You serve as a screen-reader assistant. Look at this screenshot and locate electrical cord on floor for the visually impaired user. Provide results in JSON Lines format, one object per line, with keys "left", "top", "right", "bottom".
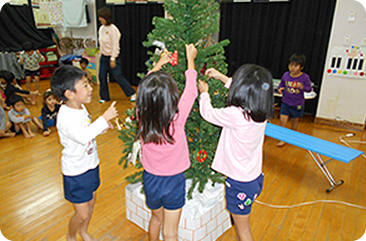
{"left": 339, "top": 133, "right": 366, "bottom": 159}
{"left": 255, "top": 199, "right": 366, "bottom": 210}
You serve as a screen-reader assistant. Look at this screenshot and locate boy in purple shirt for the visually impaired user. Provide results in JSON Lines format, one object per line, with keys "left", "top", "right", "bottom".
{"left": 277, "top": 53, "right": 312, "bottom": 147}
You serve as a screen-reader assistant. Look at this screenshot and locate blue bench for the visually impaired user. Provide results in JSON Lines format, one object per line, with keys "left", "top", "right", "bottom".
{"left": 265, "top": 123, "right": 364, "bottom": 192}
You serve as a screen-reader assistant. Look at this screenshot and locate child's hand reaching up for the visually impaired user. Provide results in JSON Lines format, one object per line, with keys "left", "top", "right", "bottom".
{"left": 186, "top": 44, "right": 197, "bottom": 70}
{"left": 205, "top": 68, "right": 229, "bottom": 84}
{"left": 160, "top": 51, "right": 172, "bottom": 65}
{"left": 102, "top": 101, "right": 118, "bottom": 123}
{"left": 198, "top": 80, "right": 209, "bottom": 93}
{"left": 151, "top": 51, "right": 172, "bottom": 72}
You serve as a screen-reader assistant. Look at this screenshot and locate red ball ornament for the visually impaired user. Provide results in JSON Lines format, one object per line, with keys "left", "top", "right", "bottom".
{"left": 196, "top": 149, "right": 207, "bottom": 163}
{"left": 169, "top": 50, "right": 178, "bottom": 66}
{"left": 130, "top": 115, "right": 136, "bottom": 121}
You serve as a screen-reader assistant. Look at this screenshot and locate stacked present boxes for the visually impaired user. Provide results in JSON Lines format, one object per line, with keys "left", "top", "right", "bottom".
{"left": 82, "top": 48, "right": 100, "bottom": 84}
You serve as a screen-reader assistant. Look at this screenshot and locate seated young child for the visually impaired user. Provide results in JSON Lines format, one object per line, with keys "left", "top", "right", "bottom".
{"left": 1, "top": 70, "right": 40, "bottom": 106}
{"left": 79, "top": 58, "right": 93, "bottom": 84}
{"left": 7, "top": 95, "right": 42, "bottom": 138}
{"left": 0, "top": 104, "right": 15, "bottom": 138}
{"left": 39, "top": 90, "right": 61, "bottom": 136}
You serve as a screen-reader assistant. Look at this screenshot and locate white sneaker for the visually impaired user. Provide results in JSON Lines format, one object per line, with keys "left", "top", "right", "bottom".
{"left": 130, "top": 93, "right": 137, "bottom": 102}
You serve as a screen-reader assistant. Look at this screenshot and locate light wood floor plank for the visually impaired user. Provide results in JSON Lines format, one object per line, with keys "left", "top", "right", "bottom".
{"left": 1, "top": 80, "right": 365, "bottom": 240}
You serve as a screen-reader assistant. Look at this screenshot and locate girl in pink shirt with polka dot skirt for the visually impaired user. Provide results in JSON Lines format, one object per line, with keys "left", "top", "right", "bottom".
{"left": 199, "top": 64, "right": 274, "bottom": 241}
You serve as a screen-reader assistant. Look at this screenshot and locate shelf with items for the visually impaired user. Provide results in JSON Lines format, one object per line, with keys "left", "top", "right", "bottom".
{"left": 38, "top": 45, "right": 59, "bottom": 79}
{"left": 82, "top": 49, "right": 100, "bottom": 84}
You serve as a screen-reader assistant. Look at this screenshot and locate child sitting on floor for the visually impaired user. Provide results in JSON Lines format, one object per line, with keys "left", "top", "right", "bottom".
{"left": 0, "top": 95, "right": 15, "bottom": 138}
{"left": 39, "top": 90, "right": 61, "bottom": 137}
{"left": 79, "top": 57, "right": 93, "bottom": 84}
{"left": 1, "top": 70, "right": 40, "bottom": 106}
{"left": 7, "top": 95, "right": 42, "bottom": 138}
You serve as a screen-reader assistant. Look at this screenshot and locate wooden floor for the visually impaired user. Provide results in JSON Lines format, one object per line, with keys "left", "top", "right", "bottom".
{"left": 1, "top": 80, "right": 365, "bottom": 241}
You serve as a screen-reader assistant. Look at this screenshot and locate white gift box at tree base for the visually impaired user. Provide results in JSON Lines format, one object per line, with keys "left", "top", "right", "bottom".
{"left": 125, "top": 179, "right": 232, "bottom": 241}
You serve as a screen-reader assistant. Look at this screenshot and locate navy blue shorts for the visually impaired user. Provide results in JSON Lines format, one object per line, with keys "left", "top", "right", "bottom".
{"left": 280, "top": 102, "right": 304, "bottom": 118}
{"left": 24, "top": 69, "right": 40, "bottom": 77}
{"left": 143, "top": 171, "right": 186, "bottom": 210}
{"left": 63, "top": 166, "right": 100, "bottom": 204}
{"left": 225, "top": 174, "right": 264, "bottom": 215}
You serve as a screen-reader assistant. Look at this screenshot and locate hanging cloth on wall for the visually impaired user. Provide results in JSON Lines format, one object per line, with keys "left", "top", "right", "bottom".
{"left": 0, "top": 52, "right": 25, "bottom": 80}
{"left": 62, "top": 0, "right": 87, "bottom": 28}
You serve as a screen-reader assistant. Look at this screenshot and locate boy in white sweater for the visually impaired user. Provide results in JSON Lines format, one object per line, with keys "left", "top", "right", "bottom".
{"left": 51, "top": 65, "right": 118, "bottom": 241}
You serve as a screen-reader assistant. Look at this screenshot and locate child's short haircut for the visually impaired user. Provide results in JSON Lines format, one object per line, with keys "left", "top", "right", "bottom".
{"left": 8, "top": 94, "right": 24, "bottom": 107}
{"left": 289, "top": 53, "right": 306, "bottom": 68}
{"left": 0, "top": 70, "right": 15, "bottom": 84}
{"left": 80, "top": 58, "right": 89, "bottom": 65}
{"left": 22, "top": 41, "right": 33, "bottom": 52}
{"left": 51, "top": 65, "right": 87, "bottom": 102}
{"left": 227, "top": 64, "right": 274, "bottom": 123}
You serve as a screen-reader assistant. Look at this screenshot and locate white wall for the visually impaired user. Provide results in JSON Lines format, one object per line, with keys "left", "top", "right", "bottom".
{"left": 316, "top": 0, "right": 366, "bottom": 125}
{"left": 53, "top": 0, "right": 98, "bottom": 49}
{"left": 71, "top": 0, "right": 97, "bottom": 41}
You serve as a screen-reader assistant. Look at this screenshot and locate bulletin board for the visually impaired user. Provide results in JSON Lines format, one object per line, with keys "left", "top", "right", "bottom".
{"left": 31, "top": 0, "right": 64, "bottom": 28}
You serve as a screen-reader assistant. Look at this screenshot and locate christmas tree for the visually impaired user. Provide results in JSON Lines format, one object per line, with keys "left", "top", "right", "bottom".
{"left": 119, "top": 0, "right": 230, "bottom": 199}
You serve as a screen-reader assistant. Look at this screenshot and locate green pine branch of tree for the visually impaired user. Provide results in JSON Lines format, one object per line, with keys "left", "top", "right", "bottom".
{"left": 119, "top": 0, "right": 230, "bottom": 199}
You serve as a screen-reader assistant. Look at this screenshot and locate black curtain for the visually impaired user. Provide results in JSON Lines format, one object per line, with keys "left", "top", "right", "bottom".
{"left": 96, "top": 2, "right": 164, "bottom": 85}
{"left": 219, "top": 1, "right": 336, "bottom": 115}
{"left": 0, "top": 3, "right": 54, "bottom": 52}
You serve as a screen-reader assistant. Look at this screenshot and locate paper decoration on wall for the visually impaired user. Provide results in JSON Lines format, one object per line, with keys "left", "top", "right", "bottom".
{"left": 107, "top": 0, "right": 153, "bottom": 3}
{"left": 48, "top": 1, "right": 63, "bottom": 27}
{"left": 32, "top": 0, "right": 63, "bottom": 28}
{"left": 106, "top": 0, "right": 126, "bottom": 4}
{"left": 126, "top": 0, "right": 147, "bottom": 3}
{"left": 327, "top": 45, "right": 365, "bottom": 78}
{"left": 33, "top": 8, "right": 51, "bottom": 28}
{"left": 8, "top": 0, "right": 29, "bottom": 5}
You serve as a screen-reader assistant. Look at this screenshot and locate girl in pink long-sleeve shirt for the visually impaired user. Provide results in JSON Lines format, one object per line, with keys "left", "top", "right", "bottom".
{"left": 198, "top": 65, "right": 274, "bottom": 241}
{"left": 136, "top": 44, "right": 197, "bottom": 241}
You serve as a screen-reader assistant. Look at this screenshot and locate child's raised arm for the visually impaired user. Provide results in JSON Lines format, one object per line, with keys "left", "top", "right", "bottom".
{"left": 205, "top": 68, "right": 229, "bottom": 84}
{"left": 186, "top": 44, "right": 197, "bottom": 70}
{"left": 151, "top": 51, "right": 172, "bottom": 73}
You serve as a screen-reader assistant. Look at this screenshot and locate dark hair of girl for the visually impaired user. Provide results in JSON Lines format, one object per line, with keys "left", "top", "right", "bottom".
{"left": 43, "top": 90, "right": 57, "bottom": 105}
{"left": 97, "top": 7, "right": 113, "bottom": 25}
{"left": 136, "top": 71, "right": 179, "bottom": 144}
{"left": 227, "top": 64, "right": 274, "bottom": 123}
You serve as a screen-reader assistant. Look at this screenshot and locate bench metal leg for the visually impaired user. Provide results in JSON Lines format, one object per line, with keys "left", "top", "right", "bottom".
{"left": 308, "top": 151, "right": 344, "bottom": 193}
